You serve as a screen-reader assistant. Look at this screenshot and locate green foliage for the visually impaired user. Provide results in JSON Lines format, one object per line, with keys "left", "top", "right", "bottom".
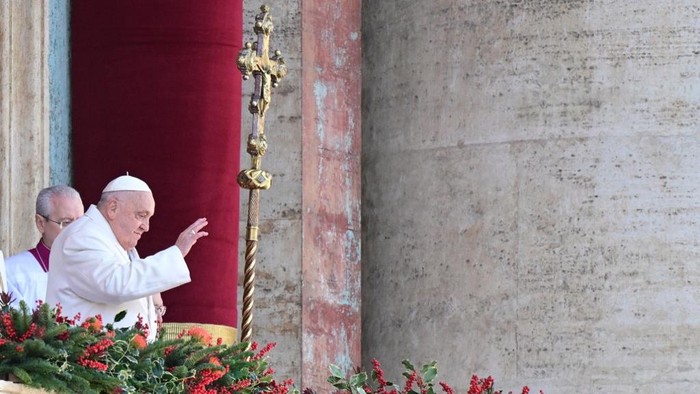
{"left": 328, "top": 363, "right": 368, "bottom": 394}
{"left": 0, "top": 299, "right": 297, "bottom": 393}
{"left": 329, "top": 358, "right": 441, "bottom": 394}
{"left": 327, "top": 358, "right": 538, "bottom": 394}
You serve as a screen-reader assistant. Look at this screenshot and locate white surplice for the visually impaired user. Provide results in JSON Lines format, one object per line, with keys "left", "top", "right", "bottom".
{"left": 5, "top": 250, "right": 47, "bottom": 308}
{"left": 46, "top": 205, "right": 191, "bottom": 341}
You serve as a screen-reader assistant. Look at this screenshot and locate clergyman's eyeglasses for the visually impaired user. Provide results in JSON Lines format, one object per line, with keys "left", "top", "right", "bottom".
{"left": 40, "top": 215, "right": 75, "bottom": 229}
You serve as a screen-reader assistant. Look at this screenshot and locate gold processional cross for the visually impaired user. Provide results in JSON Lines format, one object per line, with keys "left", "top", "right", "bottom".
{"left": 236, "top": 4, "right": 287, "bottom": 346}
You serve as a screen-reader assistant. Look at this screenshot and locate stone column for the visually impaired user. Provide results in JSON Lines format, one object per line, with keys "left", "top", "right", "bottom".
{"left": 300, "top": 0, "right": 362, "bottom": 390}
{"left": 0, "top": 1, "right": 49, "bottom": 256}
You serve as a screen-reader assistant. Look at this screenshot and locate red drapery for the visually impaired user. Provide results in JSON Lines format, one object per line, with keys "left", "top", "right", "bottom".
{"left": 71, "top": 1, "right": 242, "bottom": 327}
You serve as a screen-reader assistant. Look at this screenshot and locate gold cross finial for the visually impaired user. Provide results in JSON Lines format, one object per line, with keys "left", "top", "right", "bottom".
{"left": 237, "top": 5, "right": 287, "bottom": 142}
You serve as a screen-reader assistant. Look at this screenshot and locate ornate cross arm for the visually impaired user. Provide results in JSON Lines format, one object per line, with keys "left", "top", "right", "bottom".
{"left": 237, "top": 5, "right": 287, "bottom": 142}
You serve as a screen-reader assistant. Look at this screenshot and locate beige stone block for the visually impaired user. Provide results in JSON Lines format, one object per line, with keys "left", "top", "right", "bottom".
{"left": 0, "top": 1, "right": 49, "bottom": 255}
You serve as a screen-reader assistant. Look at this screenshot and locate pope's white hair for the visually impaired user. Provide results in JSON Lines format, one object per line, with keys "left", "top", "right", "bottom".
{"left": 97, "top": 190, "right": 148, "bottom": 208}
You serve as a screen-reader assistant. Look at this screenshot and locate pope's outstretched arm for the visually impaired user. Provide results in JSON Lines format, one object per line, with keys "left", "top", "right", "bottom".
{"left": 58, "top": 230, "right": 191, "bottom": 304}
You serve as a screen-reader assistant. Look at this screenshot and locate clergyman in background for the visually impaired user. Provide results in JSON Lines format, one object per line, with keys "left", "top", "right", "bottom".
{"left": 5, "top": 185, "right": 84, "bottom": 307}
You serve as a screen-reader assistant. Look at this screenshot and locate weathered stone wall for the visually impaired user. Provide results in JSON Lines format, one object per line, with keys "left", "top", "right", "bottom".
{"left": 362, "top": 1, "right": 700, "bottom": 393}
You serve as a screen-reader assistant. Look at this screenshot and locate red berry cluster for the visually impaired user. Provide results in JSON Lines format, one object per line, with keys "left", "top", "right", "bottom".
{"left": 77, "top": 338, "right": 114, "bottom": 372}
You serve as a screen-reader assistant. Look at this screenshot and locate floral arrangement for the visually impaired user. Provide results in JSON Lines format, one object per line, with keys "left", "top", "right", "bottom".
{"left": 0, "top": 293, "right": 296, "bottom": 394}
{"left": 325, "top": 358, "right": 542, "bottom": 394}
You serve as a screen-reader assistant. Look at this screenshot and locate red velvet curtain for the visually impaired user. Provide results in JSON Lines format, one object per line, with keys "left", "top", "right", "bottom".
{"left": 71, "top": 1, "right": 242, "bottom": 327}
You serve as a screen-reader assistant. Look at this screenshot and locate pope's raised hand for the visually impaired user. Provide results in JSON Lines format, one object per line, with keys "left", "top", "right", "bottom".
{"left": 176, "top": 218, "right": 209, "bottom": 257}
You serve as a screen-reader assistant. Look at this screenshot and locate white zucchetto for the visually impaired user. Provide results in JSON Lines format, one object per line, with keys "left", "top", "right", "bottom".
{"left": 102, "top": 174, "right": 152, "bottom": 193}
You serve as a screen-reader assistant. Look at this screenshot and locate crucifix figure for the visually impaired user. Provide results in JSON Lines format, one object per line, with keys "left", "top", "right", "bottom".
{"left": 237, "top": 4, "right": 287, "bottom": 346}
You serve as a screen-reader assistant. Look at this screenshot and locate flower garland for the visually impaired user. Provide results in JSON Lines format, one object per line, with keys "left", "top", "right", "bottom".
{"left": 0, "top": 295, "right": 296, "bottom": 394}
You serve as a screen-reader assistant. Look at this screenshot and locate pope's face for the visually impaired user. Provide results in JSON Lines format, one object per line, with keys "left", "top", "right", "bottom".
{"left": 110, "top": 192, "right": 155, "bottom": 250}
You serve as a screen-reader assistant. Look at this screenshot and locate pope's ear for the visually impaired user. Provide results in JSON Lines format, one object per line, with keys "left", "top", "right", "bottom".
{"left": 105, "top": 199, "right": 119, "bottom": 219}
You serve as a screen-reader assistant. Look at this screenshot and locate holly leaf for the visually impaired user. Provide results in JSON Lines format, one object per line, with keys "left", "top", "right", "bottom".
{"left": 114, "top": 310, "right": 127, "bottom": 323}
{"left": 329, "top": 364, "right": 345, "bottom": 379}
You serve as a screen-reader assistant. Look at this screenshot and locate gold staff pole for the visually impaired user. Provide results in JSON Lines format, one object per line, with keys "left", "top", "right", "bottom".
{"left": 236, "top": 5, "right": 287, "bottom": 346}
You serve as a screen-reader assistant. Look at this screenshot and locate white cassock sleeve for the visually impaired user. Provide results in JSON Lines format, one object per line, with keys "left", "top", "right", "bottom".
{"left": 58, "top": 229, "right": 190, "bottom": 304}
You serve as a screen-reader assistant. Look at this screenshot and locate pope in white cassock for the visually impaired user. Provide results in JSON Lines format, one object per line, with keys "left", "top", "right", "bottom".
{"left": 46, "top": 175, "right": 209, "bottom": 341}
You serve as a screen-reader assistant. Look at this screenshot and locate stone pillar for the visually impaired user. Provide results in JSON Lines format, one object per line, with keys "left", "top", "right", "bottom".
{"left": 0, "top": 1, "right": 49, "bottom": 256}
{"left": 300, "top": 0, "right": 362, "bottom": 390}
